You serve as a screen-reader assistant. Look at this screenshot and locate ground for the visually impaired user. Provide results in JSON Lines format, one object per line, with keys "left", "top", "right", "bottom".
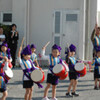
{"left": 0, "top": 68, "right": 100, "bottom": 100}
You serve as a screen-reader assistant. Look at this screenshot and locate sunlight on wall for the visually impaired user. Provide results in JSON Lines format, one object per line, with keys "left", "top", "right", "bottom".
{"left": 97, "top": 0, "right": 100, "bottom": 11}
{"left": 97, "top": 0, "right": 100, "bottom": 26}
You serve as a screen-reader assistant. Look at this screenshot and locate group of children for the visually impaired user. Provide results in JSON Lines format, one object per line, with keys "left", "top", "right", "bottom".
{"left": 0, "top": 40, "right": 81, "bottom": 100}
{"left": 0, "top": 24, "right": 100, "bottom": 100}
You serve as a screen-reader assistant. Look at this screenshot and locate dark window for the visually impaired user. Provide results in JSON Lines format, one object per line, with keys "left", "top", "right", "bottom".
{"left": 66, "top": 14, "right": 77, "bottom": 21}
{"left": 3, "top": 13, "right": 12, "bottom": 22}
{"left": 55, "top": 11, "right": 60, "bottom": 33}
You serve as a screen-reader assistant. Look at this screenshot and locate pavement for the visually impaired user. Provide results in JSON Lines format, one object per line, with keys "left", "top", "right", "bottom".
{"left": 0, "top": 68, "right": 100, "bottom": 100}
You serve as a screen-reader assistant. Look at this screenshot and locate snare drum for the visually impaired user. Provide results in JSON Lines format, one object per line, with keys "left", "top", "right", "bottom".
{"left": 59, "top": 72, "right": 68, "bottom": 80}
{"left": 31, "top": 69, "right": 45, "bottom": 83}
{"left": 75, "top": 63, "right": 87, "bottom": 77}
{"left": 53, "top": 64, "right": 66, "bottom": 77}
{"left": 2, "top": 62, "right": 13, "bottom": 69}
{"left": 4, "top": 67, "right": 13, "bottom": 80}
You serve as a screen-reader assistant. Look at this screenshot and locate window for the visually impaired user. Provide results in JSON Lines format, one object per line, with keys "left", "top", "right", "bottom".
{"left": 0, "top": 12, "right": 12, "bottom": 24}
{"left": 3, "top": 13, "right": 12, "bottom": 22}
{"left": 54, "top": 36, "right": 60, "bottom": 46}
{"left": 66, "top": 14, "right": 77, "bottom": 21}
{"left": 55, "top": 11, "right": 60, "bottom": 33}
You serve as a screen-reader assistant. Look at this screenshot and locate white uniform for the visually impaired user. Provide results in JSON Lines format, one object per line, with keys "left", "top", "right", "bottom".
{"left": 18, "top": 57, "right": 37, "bottom": 81}
{"left": 41, "top": 49, "right": 69, "bottom": 74}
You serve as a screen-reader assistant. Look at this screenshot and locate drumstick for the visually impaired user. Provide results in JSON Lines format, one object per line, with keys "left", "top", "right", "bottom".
{"left": 43, "top": 41, "right": 50, "bottom": 48}
{"left": 18, "top": 37, "right": 25, "bottom": 57}
{"left": 20, "top": 37, "right": 25, "bottom": 48}
{"left": 66, "top": 43, "right": 70, "bottom": 54}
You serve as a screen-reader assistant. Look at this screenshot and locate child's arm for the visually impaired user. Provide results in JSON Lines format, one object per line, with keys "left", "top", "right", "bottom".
{"left": 18, "top": 37, "right": 24, "bottom": 57}
{"left": 35, "top": 59, "right": 39, "bottom": 67}
{"left": 18, "top": 47, "right": 22, "bottom": 58}
{"left": 65, "top": 55, "right": 71, "bottom": 64}
{"left": 41, "top": 49, "right": 49, "bottom": 60}
{"left": 95, "top": 23, "right": 98, "bottom": 35}
{"left": 41, "top": 41, "right": 50, "bottom": 60}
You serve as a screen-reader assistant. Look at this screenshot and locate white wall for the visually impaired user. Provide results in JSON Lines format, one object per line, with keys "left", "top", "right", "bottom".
{"left": 97, "top": 0, "right": 100, "bottom": 26}
{"left": 29, "top": 0, "right": 84, "bottom": 57}
{"left": 0, "top": 0, "right": 12, "bottom": 23}
{"left": 12, "top": 0, "right": 27, "bottom": 51}
{"left": 0, "top": 0, "right": 12, "bottom": 12}
{"left": 87, "top": 0, "right": 97, "bottom": 60}
{"left": 11, "top": 0, "right": 97, "bottom": 60}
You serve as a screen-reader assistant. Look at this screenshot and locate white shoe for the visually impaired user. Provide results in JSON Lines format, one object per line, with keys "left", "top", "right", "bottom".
{"left": 42, "top": 97, "right": 50, "bottom": 100}
{"left": 50, "top": 97, "right": 58, "bottom": 100}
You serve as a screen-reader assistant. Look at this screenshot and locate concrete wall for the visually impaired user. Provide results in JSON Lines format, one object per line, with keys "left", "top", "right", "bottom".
{"left": 11, "top": 0, "right": 97, "bottom": 60}
{"left": 0, "top": 0, "right": 12, "bottom": 23}
{"left": 29, "top": 0, "right": 85, "bottom": 58}
{"left": 85, "top": 0, "right": 97, "bottom": 60}
{"left": 0, "top": 0, "right": 12, "bottom": 12}
{"left": 12, "top": 0, "right": 28, "bottom": 53}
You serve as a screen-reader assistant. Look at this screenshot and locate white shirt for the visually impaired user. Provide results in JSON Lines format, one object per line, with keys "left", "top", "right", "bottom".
{"left": 0, "top": 34, "right": 5, "bottom": 45}
{"left": 31, "top": 53, "right": 37, "bottom": 62}
{"left": 41, "top": 49, "right": 69, "bottom": 73}
{"left": 18, "top": 57, "right": 37, "bottom": 81}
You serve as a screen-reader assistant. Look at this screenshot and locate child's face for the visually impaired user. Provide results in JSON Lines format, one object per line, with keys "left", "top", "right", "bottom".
{"left": 70, "top": 51, "right": 75, "bottom": 57}
{"left": 52, "top": 49, "right": 60, "bottom": 57}
{"left": 23, "top": 55, "right": 31, "bottom": 60}
{"left": 31, "top": 48, "right": 36, "bottom": 53}
{"left": 1, "top": 46, "right": 7, "bottom": 52}
{"left": 97, "top": 51, "right": 100, "bottom": 57}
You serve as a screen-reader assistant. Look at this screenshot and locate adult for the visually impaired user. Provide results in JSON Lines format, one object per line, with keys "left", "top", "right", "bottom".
{"left": 0, "top": 27, "right": 6, "bottom": 50}
{"left": 8, "top": 24, "right": 19, "bottom": 67}
{"left": 91, "top": 24, "right": 100, "bottom": 59}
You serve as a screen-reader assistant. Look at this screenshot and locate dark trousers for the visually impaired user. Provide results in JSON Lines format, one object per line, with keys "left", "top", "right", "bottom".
{"left": 9, "top": 43, "right": 17, "bottom": 67}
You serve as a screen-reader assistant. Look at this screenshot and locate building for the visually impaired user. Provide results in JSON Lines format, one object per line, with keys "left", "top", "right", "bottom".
{"left": 0, "top": 0, "right": 98, "bottom": 60}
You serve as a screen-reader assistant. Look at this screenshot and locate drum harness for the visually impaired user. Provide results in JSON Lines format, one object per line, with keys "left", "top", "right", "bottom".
{"left": 49, "top": 54, "right": 66, "bottom": 78}
{"left": 22, "top": 59, "right": 43, "bottom": 88}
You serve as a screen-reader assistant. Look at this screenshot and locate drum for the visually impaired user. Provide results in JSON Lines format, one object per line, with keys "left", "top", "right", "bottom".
{"left": 4, "top": 67, "right": 13, "bottom": 80}
{"left": 2, "top": 62, "right": 13, "bottom": 69}
{"left": 31, "top": 69, "right": 45, "bottom": 83}
{"left": 59, "top": 72, "right": 68, "bottom": 80}
{"left": 53, "top": 63, "right": 69, "bottom": 78}
{"left": 75, "top": 63, "right": 87, "bottom": 77}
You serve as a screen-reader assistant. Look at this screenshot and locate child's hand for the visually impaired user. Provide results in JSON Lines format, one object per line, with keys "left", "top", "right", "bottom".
{"left": 3, "top": 56, "right": 8, "bottom": 62}
{"left": 87, "top": 61, "right": 92, "bottom": 64}
{"left": 92, "top": 60, "right": 95, "bottom": 64}
{"left": 8, "top": 60, "right": 11, "bottom": 63}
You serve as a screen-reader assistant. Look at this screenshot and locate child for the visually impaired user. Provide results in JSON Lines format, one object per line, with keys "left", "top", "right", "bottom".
{"left": 65, "top": 44, "right": 79, "bottom": 97}
{"left": 0, "top": 41, "right": 12, "bottom": 64}
{"left": 41, "top": 42, "right": 69, "bottom": 100}
{"left": 30, "top": 44, "right": 39, "bottom": 67}
{"left": 0, "top": 42, "right": 12, "bottom": 100}
{"left": 92, "top": 46, "right": 100, "bottom": 90}
{"left": 0, "top": 56, "right": 9, "bottom": 100}
{"left": 18, "top": 44, "right": 42, "bottom": 100}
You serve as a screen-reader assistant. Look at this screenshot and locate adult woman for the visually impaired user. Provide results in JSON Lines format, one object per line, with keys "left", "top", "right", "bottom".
{"left": 8, "top": 24, "right": 19, "bottom": 67}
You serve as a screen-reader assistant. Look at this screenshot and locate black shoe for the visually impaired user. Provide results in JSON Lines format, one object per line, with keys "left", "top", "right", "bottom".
{"left": 66, "top": 93, "right": 73, "bottom": 97}
{"left": 94, "top": 86, "right": 99, "bottom": 90}
{"left": 71, "top": 92, "right": 79, "bottom": 97}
